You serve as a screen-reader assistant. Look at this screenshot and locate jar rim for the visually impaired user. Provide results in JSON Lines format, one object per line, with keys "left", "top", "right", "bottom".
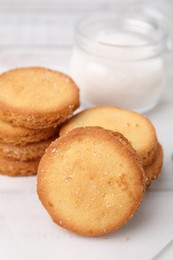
{"left": 75, "top": 11, "right": 168, "bottom": 50}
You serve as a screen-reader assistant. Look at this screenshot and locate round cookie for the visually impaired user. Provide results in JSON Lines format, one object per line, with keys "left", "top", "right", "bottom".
{"left": 60, "top": 106, "right": 158, "bottom": 166}
{"left": 0, "top": 155, "right": 39, "bottom": 177}
{"left": 0, "top": 136, "right": 55, "bottom": 161}
{"left": 37, "top": 127, "right": 145, "bottom": 236}
{"left": 0, "top": 67, "right": 80, "bottom": 129}
{"left": 144, "top": 143, "right": 163, "bottom": 187}
{"left": 0, "top": 118, "right": 58, "bottom": 146}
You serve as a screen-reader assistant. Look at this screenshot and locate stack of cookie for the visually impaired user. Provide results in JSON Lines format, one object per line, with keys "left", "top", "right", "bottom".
{"left": 37, "top": 106, "right": 163, "bottom": 237}
{"left": 0, "top": 67, "right": 79, "bottom": 176}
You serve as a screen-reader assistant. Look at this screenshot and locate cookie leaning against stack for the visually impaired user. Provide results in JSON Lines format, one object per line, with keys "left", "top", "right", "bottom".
{"left": 0, "top": 67, "right": 80, "bottom": 176}
{"left": 37, "top": 127, "right": 145, "bottom": 236}
{"left": 60, "top": 106, "right": 163, "bottom": 186}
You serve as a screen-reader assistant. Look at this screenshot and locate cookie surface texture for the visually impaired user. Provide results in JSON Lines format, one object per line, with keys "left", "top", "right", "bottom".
{"left": 0, "top": 155, "right": 39, "bottom": 176}
{"left": 37, "top": 127, "right": 145, "bottom": 236}
{"left": 0, "top": 118, "right": 57, "bottom": 145}
{"left": 144, "top": 143, "right": 163, "bottom": 186}
{"left": 0, "top": 137, "right": 54, "bottom": 161}
{"left": 0, "top": 67, "right": 80, "bottom": 129}
{"left": 60, "top": 106, "right": 158, "bottom": 166}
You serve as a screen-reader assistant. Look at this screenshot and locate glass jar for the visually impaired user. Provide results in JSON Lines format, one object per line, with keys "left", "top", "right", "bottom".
{"left": 69, "top": 11, "right": 169, "bottom": 113}
{"left": 131, "top": 0, "right": 173, "bottom": 83}
{"left": 131, "top": 0, "right": 173, "bottom": 41}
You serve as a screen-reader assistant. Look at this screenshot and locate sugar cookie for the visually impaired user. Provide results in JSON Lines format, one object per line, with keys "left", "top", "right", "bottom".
{"left": 0, "top": 136, "right": 55, "bottom": 161}
{"left": 0, "top": 155, "right": 39, "bottom": 176}
{"left": 0, "top": 118, "right": 57, "bottom": 145}
{"left": 0, "top": 67, "right": 80, "bottom": 129}
{"left": 144, "top": 143, "right": 163, "bottom": 186}
{"left": 60, "top": 106, "right": 158, "bottom": 166}
{"left": 37, "top": 127, "right": 145, "bottom": 236}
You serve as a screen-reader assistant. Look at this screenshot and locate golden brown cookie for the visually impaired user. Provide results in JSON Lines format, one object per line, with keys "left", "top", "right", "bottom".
{"left": 0, "top": 118, "right": 58, "bottom": 146}
{"left": 60, "top": 106, "right": 158, "bottom": 166}
{"left": 37, "top": 127, "right": 145, "bottom": 236}
{"left": 144, "top": 143, "right": 163, "bottom": 187}
{"left": 0, "top": 136, "right": 55, "bottom": 161}
{"left": 0, "top": 67, "right": 80, "bottom": 129}
{"left": 0, "top": 155, "right": 39, "bottom": 176}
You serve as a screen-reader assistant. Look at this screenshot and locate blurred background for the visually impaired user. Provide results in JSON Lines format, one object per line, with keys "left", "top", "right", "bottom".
{"left": 0, "top": 0, "right": 173, "bottom": 83}
{"left": 0, "top": 0, "right": 172, "bottom": 104}
{"left": 1, "top": 0, "right": 169, "bottom": 73}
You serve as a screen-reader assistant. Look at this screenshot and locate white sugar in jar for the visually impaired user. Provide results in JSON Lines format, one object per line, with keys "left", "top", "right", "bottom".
{"left": 69, "top": 12, "right": 169, "bottom": 112}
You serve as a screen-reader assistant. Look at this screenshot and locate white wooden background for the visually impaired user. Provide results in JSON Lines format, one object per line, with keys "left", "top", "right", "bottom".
{"left": 0, "top": 1, "right": 173, "bottom": 260}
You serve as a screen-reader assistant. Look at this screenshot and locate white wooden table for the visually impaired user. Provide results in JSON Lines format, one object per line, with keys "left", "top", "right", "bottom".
{"left": 0, "top": 1, "right": 173, "bottom": 259}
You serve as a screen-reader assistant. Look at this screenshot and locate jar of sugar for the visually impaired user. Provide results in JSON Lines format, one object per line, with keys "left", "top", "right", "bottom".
{"left": 69, "top": 11, "right": 169, "bottom": 112}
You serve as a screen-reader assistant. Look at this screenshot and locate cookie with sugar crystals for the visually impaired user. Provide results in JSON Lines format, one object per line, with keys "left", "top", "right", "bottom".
{"left": 0, "top": 136, "right": 55, "bottom": 161}
{"left": 37, "top": 127, "right": 145, "bottom": 236}
{"left": 144, "top": 143, "right": 163, "bottom": 187}
{"left": 0, "top": 118, "right": 58, "bottom": 146}
{"left": 0, "top": 155, "right": 39, "bottom": 177}
{"left": 60, "top": 106, "right": 158, "bottom": 166}
{"left": 0, "top": 67, "right": 80, "bottom": 129}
